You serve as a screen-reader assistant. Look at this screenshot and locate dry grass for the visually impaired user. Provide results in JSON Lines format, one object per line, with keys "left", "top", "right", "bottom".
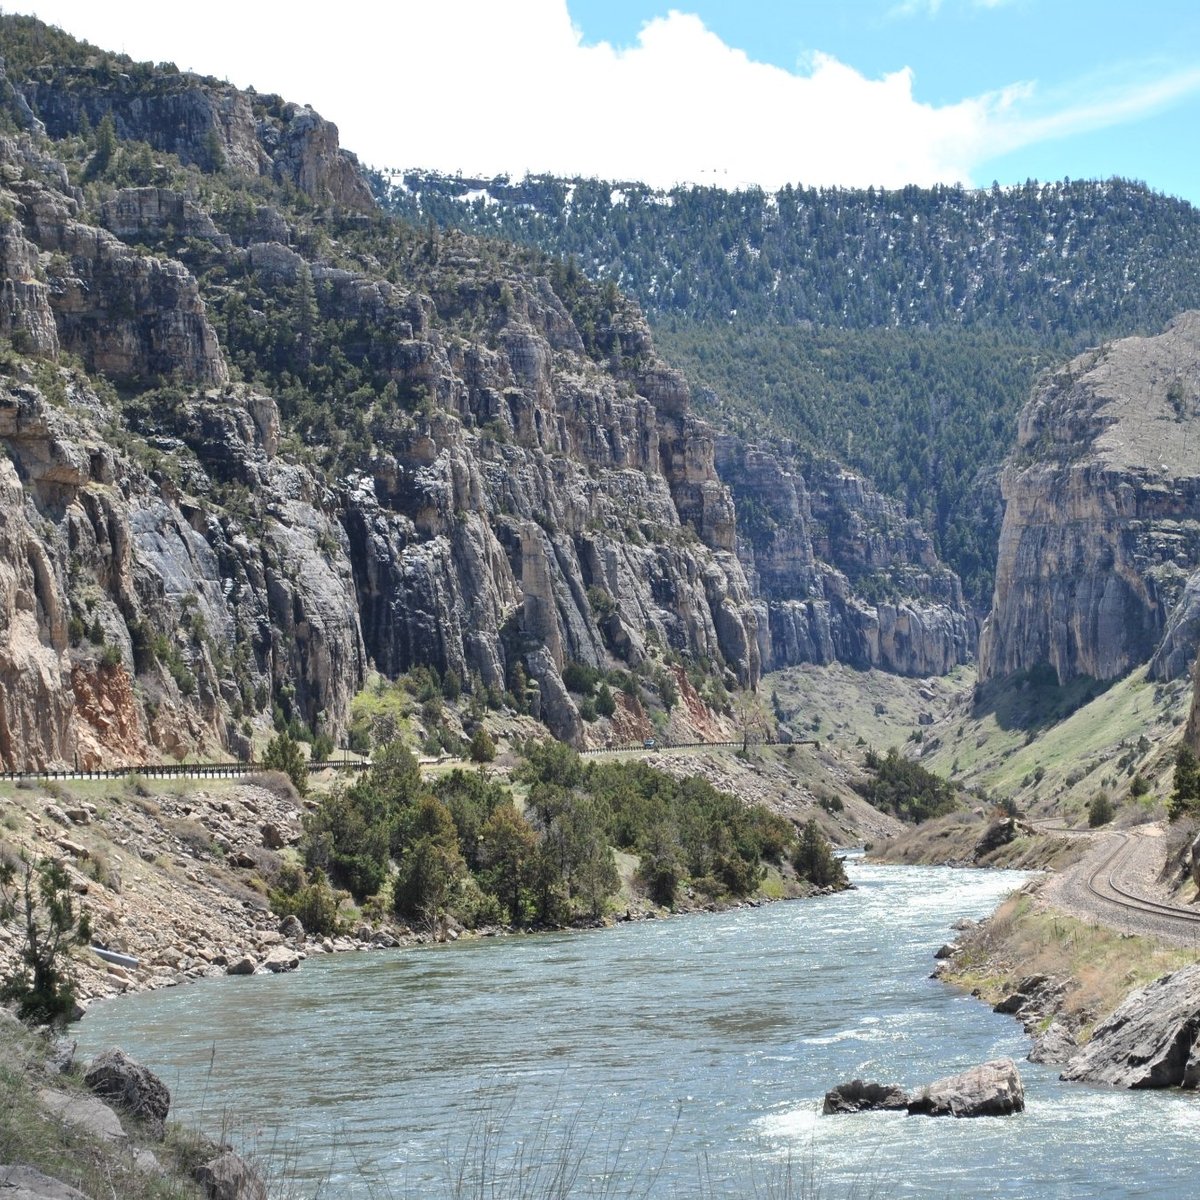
{"left": 0, "top": 1015, "right": 206, "bottom": 1199}
{"left": 944, "top": 889, "right": 1200, "bottom": 1035}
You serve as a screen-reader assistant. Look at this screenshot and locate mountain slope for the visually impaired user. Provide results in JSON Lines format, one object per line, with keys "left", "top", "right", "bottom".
{"left": 0, "top": 16, "right": 975, "bottom": 770}
{"left": 380, "top": 172, "right": 1200, "bottom": 605}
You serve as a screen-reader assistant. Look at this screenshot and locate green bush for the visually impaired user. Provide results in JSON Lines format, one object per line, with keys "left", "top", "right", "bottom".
{"left": 262, "top": 730, "right": 308, "bottom": 796}
{"left": 272, "top": 868, "right": 341, "bottom": 936}
{"left": 469, "top": 726, "right": 496, "bottom": 763}
{"left": 1087, "top": 792, "right": 1115, "bottom": 828}
{"left": 0, "top": 854, "right": 93, "bottom": 1026}
{"left": 792, "top": 819, "right": 848, "bottom": 889}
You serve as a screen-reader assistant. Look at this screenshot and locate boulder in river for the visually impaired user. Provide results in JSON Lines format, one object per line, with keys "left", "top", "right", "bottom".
{"left": 823, "top": 1080, "right": 910, "bottom": 1113}
{"left": 906, "top": 1058, "right": 1025, "bottom": 1117}
{"left": 1060, "top": 961, "right": 1200, "bottom": 1088}
{"left": 261, "top": 945, "right": 300, "bottom": 973}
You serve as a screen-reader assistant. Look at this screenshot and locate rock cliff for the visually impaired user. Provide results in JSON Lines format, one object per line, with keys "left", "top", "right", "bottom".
{"left": 0, "top": 111, "right": 763, "bottom": 760}
{"left": 14, "top": 60, "right": 374, "bottom": 211}
{"left": 0, "top": 21, "right": 979, "bottom": 767}
{"left": 981, "top": 314, "right": 1200, "bottom": 685}
{"left": 716, "top": 439, "right": 974, "bottom": 676}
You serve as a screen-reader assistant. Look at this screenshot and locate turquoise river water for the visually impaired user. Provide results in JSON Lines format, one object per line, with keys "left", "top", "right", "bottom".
{"left": 76, "top": 861, "right": 1199, "bottom": 1198}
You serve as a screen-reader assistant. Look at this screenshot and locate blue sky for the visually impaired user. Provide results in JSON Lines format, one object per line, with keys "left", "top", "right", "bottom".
{"left": 567, "top": 0, "right": 1200, "bottom": 201}
{"left": 10, "top": 0, "right": 1200, "bottom": 203}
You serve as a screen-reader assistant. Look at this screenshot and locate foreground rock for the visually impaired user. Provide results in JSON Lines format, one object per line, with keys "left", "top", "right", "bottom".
{"left": 84, "top": 1048, "right": 171, "bottom": 1139}
{"left": 0, "top": 1165, "right": 91, "bottom": 1200}
{"left": 1060, "top": 962, "right": 1200, "bottom": 1088}
{"left": 36, "top": 1088, "right": 126, "bottom": 1142}
{"left": 195, "top": 1150, "right": 268, "bottom": 1200}
{"left": 822, "top": 1080, "right": 909, "bottom": 1114}
{"left": 906, "top": 1058, "right": 1025, "bottom": 1117}
{"left": 824, "top": 1058, "right": 1025, "bottom": 1118}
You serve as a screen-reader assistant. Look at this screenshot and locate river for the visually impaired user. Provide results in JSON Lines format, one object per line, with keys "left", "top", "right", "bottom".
{"left": 76, "top": 861, "right": 1199, "bottom": 1198}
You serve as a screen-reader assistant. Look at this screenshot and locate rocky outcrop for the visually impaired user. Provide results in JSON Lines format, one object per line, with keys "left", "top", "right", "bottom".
{"left": 84, "top": 1049, "right": 171, "bottom": 1139}
{"left": 822, "top": 1079, "right": 909, "bottom": 1113}
{"left": 824, "top": 1059, "right": 1025, "bottom": 1118}
{"left": 906, "top": 1058, "right": 1025, "bottom": 1117}
{"left": 16, "top": 65, "right": 374, "bottom": 212}
{"left": 1149, "top": 569, "right": 1200, "bottom": 682}
{"left": 1060, "top": 961, "right": 1200, "bottom": 1088}
{"left": 0, "top": 129, "right": 761, "bottom": 759}
{"left": 716, "top": 439, "right": 974, "bottom": 675}
{"left": 981, "top": 314, "right": 1200, "bottom": 684}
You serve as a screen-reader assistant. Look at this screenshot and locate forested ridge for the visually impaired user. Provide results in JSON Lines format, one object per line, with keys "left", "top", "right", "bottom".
{"left": 381, "top": 172, "right": 1200, "bottom": 605}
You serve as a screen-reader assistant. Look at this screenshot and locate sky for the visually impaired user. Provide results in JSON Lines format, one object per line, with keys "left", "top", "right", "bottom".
{"left": 8, "top": 0, "right": 1200, "bottom": 204}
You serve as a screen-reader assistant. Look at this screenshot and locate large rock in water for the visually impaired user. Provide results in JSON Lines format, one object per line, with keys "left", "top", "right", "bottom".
{"left": 83, "top": 1048, "right": 171, "bottom": 1140}
{"left": 1060, "top": 962, "right": 1200, "bottom": 1088}
{"left": 822, "top": 1079, "right": 909, "bottom": 1113}
{"left": 905, "top": 1058, "right": 1025, "bottom": 1117}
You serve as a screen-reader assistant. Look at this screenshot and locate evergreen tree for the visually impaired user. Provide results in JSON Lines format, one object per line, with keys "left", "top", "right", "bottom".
{"left": 1169, "top": 745, "right": 1200, "bottom": 820}
{"left": 792, "top": 819, "right": 848, "bottom": 889}
{"left": 0, "top": 854, "right": 93, "bottom": 1026}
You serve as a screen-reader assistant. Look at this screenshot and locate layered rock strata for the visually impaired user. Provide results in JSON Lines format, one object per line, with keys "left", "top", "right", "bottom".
{"left": 981, "top": 313, "right": 1200, "bottom": 684}
{"left": 717, "top": 439, "right": 974, "bottom": 676}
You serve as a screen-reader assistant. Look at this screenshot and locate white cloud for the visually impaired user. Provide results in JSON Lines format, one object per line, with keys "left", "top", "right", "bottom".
{"left": 7, "top": 0, "right": 1200, "bottom": 192}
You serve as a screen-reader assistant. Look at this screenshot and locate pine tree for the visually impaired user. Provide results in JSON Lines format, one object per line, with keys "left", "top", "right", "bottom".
{"left": 1169, "top": 745, "right": 1200, "bottom": 821}
{"left": 0, "top": 855, "right": 93, "bottom": 1026}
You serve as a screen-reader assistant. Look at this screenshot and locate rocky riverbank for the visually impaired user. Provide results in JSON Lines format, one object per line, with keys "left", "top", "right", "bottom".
{"left": 934, "top": 879, "right": 1200, "bottom": 1088}
{"left": 0, "top": 1012, "right": 268, "bottom": 1200}
{"left": 0, "top": 771, "right": 412, "bottom": 1011}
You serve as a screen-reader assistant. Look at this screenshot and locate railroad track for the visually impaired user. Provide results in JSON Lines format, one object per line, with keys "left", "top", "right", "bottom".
{"left": 1083, "top": 831, "right": 1200, "bottom": 930}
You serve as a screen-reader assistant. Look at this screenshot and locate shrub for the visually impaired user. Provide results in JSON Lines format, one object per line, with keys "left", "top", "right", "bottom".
{"left": 262, "top": 730, "right": 308, "bottom": 797}
{"left": 1087, "top": 792, "right": 1115, "bottom": 828}
{"left": 562, "top": 661, "right": 601, "bottom": 696}
{"left": 0, "top": 853, "right": 93, "bottom": 1025}
{"left": 272, "top": 868, "right": 341, "bottom": 936}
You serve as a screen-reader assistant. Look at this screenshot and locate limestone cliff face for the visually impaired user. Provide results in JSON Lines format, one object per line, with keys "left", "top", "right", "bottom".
{"left": 16, "top": 64, "right": 374, "bottom": 211}
{"left": 716, "top": 440, "right": 974, "bottom": 676}
{"left": 330, "top": 277, "right": 761, "bottom": 742}
{"left": 981, "top": 314, "right": 1200, "bottom": 684}
{"left": 0, "top": 123, "right": 762, "bottom": 758}
{"left": 0, "top": 44, "right": 978, "bottom": 767}
{"left": 0, "top": 371, "right": 369, "bottom": 769}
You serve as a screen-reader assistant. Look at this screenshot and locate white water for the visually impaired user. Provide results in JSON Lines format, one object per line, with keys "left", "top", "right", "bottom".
{"left": 77, "top": 862, "right": 1199, "bottom": 1197}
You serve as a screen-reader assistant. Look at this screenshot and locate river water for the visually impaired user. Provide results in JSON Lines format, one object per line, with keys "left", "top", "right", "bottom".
{"left": 76, "top": 862, "right": 1199, "bottom": 1198}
